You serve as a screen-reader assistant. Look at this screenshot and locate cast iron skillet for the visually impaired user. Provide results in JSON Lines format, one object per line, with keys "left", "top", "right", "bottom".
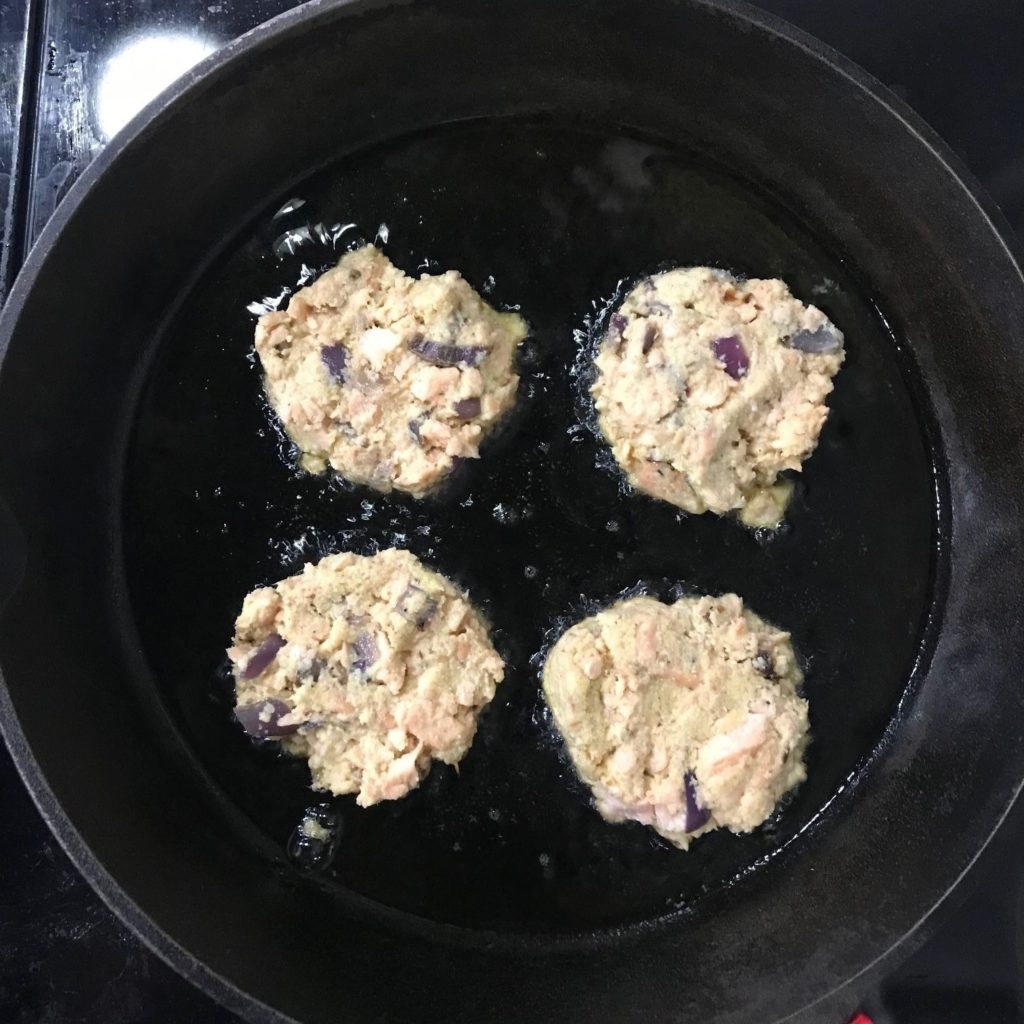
{"left": 1, "top": 0, "right": 1023, "bottom": 1021}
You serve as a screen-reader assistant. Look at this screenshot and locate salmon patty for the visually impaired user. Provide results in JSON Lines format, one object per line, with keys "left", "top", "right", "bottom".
{"left": 542, "top": 593, "right": 808, "bottom": 849}
{"left": 228, "top": 548, "right": 504, "bottom": 805}
{"left": 255, "top": 245, "right": 527, "bottom": 496}
{"left": 592, "top": 268, "right": 844, "bottom": 526}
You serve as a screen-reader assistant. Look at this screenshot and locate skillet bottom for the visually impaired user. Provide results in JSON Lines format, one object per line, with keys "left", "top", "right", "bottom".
{"left": 122, "top": 120, "right": 937, "bottom": 932}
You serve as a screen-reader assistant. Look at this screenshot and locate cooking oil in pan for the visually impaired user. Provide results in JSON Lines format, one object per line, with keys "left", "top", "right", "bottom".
{"left": 123, "top": 120, "right": 940, "bottom": 933}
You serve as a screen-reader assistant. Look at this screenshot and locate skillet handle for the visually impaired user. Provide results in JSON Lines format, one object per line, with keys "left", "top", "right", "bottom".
{"left": 0, "top": 495, "right": 27, "bottom": 614}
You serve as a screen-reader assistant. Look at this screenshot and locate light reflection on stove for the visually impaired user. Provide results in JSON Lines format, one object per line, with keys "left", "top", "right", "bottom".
{"left": 95, "top": 32, "right": 219, "bottom": 140}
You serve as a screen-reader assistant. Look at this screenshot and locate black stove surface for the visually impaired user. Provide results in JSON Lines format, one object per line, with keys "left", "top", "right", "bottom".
{"left": 1, "top": 1, "right": 1022, "bottom": 1021}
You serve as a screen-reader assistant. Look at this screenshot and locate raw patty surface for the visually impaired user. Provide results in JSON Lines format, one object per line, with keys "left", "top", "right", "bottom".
{"left": 542, "top": 593, "right": 808, "bottom": 849}
{"left": 228, "top": 548, "right": 504, "bottom": 806}
{"left": 255, "top": 245, "right": 528, "bottom": 496}
{"left": 591, "top": 268, "right": 844, "bottom": 526}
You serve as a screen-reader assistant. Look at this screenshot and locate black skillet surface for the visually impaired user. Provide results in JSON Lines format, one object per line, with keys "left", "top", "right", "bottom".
{"left": 0, "top": 1, "right": 1022, "bottom": 1022}
{"left": 125, "top": 123, "right": 935, "bottom": 930}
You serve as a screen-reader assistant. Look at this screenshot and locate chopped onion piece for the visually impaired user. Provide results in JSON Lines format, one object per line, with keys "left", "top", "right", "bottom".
{"left": 408, "top": 335, "right": 487, "bottom": 367}
{"left": 395, "top": 584, "right": 438, "bottom": 628}
{"left": 711, "top": 335, "right": 749, "bottom": 380}
{"left": 752, "top": 650, "right": 776, "bottom": 678}
{"left": 642, "top": 323, "right": 658, "bottom": 354}
{"left": 684, "top": 771, "right": 711, "bottom": 832}
{"left": 241, "top": 633, "right": 286, "bottom": 680}
{"left": 351, "top": 632, "right": 379, "bottom": 673}
{"left": 408, "top": 414, "right": 428, "bottom": 440}
{"left": 320, "top": 344, "right": 348, "bottom": 382}
{"left": 453, "top": 397, "right": 481, "bottom": 420}
{"left": 235, "top": 698, "right": 301, "bottom": 738}
{"left": 786, "top": 325, "right": 843, "bottom": 354}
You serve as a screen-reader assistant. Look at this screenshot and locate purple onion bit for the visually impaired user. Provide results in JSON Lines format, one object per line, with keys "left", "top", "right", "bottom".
{"left": 785, "top": 325, "right": 843, "bottom": 354}
{"left": 320, "top": 344, "right": 348, "bottom": 382}
{"left": 453, "top": 397, "right": 481, "bottom": 420}
{"left": 235, "top": 698, "right": 301, "bottom": 738}
{"left": 642, "top": 323, "right": 658, "bottom": 354}
{"left": 351, "top": 632, "right": 379, "bottom": 673}
{"left": 301, "top": 657, "right": 328, "bottom": 682}
{"left": 608, "top": 313, "right": 628, "bottom": 337}
{"left": 608, "top": 313, "right": 629, "bottom": 352}
{"left": 711, "top": 335, "right": 749, "bottom": 380}
{"left": 408, "top": 335, "right": 488, "bottom": 368}
{"left": 395, "top": 584, "right": 438, "bottom": 628}
{"left": 752, "top": 650, "right": 776, "bottom": 679}
{"left": 408, "top": 414, "right": 428, "bottom": 441}
{"left": 241, "top": 633, "right": 286, "bottom": 680}
{"left": 683, "top": 771, "right": 711, "bottom": 832}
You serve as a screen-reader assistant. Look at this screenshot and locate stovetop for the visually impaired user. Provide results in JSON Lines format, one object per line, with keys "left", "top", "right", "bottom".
{"left": 1, "top": 1, "right": 1022, "bottom": 1021}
